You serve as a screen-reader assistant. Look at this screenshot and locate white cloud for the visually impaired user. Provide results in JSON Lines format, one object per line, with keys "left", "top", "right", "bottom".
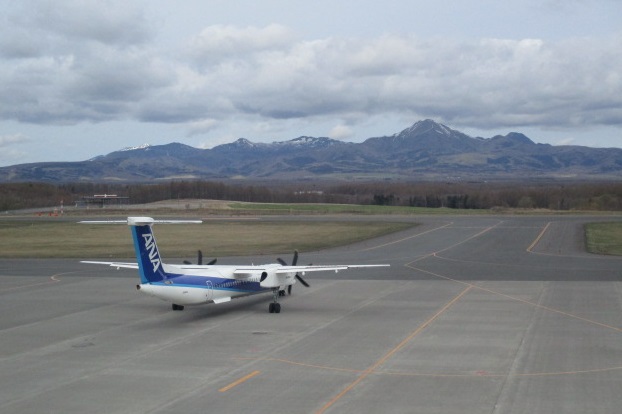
{"left": 0, "top": 0, "right": 171, "bottom": 125}
{"left": 0, "top": 134, "right": 29, "bottom": 165}
{"left": 211, "top": 33, "right": 622, "bottom": 131}
{"left": 0, "top": 133, "right": 29, "bottom": 147}
{"left": 555, "top": 137, "right": 576, "bottom": 146}
{"left": 197, "top": 133, "right": 238, "bottom": 149}
{"left": 188, "top": 24, "right": 295, "bottom": 62}
{"left": 329, "top": 124, "right": 354, "bottom": 140}
{"left": 1, "top": 0, "right": 622, "bottom": 166}
{"left": 2, "top": 23, "right": 621, "bottom": 131}
{"left": 186, "top": 118, "right": 218, "bottom": 137}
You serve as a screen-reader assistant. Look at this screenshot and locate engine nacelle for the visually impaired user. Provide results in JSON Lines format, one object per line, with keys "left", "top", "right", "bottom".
{"left": 260, "top": 270, "right": 280, "bottom": 288}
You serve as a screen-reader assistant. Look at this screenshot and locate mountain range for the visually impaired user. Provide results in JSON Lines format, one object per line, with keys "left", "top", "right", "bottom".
{"left": 1, "top": 119, "right": 621, "bottom": 182}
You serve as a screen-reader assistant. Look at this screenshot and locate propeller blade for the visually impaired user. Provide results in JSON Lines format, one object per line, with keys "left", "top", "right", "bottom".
{"left": 292, "top": 250, "right": 299, "bottom": 266}
{"left": 295, "top": 274, "right": 310, "bottom": 287}
{"left": 277, "top": 250, "right": 305, "bottom": 292}
{"left": 184, "top": 250, "right": 215, "bottom": 266}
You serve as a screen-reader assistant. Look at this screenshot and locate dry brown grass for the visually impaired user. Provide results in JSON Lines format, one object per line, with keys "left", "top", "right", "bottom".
{"left": 0, "top": 220, "right": 414, "bottom": 259}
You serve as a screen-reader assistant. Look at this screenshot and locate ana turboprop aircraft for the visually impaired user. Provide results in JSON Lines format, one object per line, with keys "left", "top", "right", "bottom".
{"left": 81, "top": 217, "right": 389, "bottom": 313}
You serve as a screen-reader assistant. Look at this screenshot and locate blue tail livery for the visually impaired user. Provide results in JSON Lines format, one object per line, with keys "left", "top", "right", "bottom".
{"left": 129, "top": 217, "right": 168, "bottom": 284}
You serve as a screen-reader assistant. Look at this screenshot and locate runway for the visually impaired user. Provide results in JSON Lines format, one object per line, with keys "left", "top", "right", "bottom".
{"left": 1, "top": 215, "right": 621, "bottom": 413}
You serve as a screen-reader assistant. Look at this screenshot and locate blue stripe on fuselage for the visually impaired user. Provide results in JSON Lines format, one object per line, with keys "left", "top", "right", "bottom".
{"left": 150, "top": 273, "right": 267, "bottom": 294}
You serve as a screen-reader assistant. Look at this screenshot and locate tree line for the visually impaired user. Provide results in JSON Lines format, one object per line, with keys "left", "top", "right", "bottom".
{"left": 2, "top": 180, "right": 622, "bottom": 212}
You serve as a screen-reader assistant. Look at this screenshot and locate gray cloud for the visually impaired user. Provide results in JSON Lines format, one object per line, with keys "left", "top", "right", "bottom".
{"left": 0, "top": 6, "right": 620, "bottom": 134}
{"left": 22, "top": 0, "right": 153, "bottom": 47}
{"left": 177, "top": 33, "right": 621, "bottom": 130}
{"left": 0, "top": 0, "right": 167, "bottom": 125}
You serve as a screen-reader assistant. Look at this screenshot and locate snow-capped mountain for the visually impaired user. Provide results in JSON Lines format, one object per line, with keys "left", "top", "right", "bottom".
{"left": 1, "top": 120, "right": 621, "bottom": 182}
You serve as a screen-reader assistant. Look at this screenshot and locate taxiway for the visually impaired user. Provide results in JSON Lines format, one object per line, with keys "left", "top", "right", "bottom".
{"left": 1, "top": 215, "right": 621, "bottom": 413}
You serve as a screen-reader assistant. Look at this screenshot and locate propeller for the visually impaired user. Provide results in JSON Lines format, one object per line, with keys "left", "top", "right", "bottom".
{"left": 277, "top": 250, "right": 310, "bottom": 294}
{"left": 183, "top": 250, "right": 217, "bottom": 265}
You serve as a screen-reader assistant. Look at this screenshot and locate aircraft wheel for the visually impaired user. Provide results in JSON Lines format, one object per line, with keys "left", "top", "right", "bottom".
{"left": 275, "top": 303, "right": 281, "bottom": 313}
{"left": 172, "top": 304, "right": 184, "bottom": 311}
{"left": 269, "top": 303, "right": 275, "bottom": 313}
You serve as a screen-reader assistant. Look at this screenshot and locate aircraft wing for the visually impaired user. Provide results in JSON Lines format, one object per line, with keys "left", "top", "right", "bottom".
{"left": 275, "top": 264, "right": 389, "bottom": 274}
{"left": 83, "top": 261, "right": 388, "bottom": 273}
{"left": 81, "top": 260, "right": 139, "bottom": 270}
{"left": 232, "top": 264, "right": 388, "bottom": 277}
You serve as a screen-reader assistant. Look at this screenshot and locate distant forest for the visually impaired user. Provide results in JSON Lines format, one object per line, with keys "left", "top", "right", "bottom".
{"left": 2, "top": 180, "right": 622, "bottom": 212}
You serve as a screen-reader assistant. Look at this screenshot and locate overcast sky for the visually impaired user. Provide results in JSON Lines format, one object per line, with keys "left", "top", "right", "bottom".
{"left": 1, "top": 0, "right": 621, "bottom": 166}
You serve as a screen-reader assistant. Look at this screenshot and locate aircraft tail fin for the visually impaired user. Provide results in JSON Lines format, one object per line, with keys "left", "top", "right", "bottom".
{"left": 129, "top": 217, "right": 169, "bottom": 284}
{"left": 80, "top": 217, "right": 202, "bottom": 284}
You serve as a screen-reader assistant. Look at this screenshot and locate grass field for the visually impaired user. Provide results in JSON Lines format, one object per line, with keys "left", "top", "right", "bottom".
{"left": 585, "top": 222, "right": 622, "bottom": 255}
{"left": 0, "top": 220, "right": 415, "bottom": 259}
{"left": 227, "top": 203, "right": 485, "bottom": 215}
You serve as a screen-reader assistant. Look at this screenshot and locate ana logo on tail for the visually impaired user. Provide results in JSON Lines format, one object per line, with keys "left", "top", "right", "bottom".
{"left": 142, "top": 233, "right": 161, "bottom": 272}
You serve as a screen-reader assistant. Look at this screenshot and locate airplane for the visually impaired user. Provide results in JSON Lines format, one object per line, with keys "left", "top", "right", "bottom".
{"left": 81, "top": 217, "right": 389, "bottom": 313}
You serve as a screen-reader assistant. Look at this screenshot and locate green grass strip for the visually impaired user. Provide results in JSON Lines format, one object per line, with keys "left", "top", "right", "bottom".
{"left": 585, "top": 222, "right": 622, "bottom": 255}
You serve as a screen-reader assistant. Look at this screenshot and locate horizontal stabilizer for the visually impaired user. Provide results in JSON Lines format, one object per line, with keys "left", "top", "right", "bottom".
{"left": 80, "top": 260, "right": 138, "bottom": 270}
{"left": 79, "top": 217, "right": 202, "bottom": 226}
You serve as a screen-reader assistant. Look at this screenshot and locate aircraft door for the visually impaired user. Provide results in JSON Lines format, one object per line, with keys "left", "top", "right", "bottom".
{"left": 205, "top": 280, "right": 213, "bottom": 301}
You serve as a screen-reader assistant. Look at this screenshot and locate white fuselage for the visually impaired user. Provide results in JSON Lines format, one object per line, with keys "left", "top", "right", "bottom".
{"left": 136, "top": 263, "right": 290, "bottom": 306}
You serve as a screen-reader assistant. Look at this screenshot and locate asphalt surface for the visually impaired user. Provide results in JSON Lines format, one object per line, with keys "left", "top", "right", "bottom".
{"left": 1, "top": 215, "right": 622, "bottom": 413}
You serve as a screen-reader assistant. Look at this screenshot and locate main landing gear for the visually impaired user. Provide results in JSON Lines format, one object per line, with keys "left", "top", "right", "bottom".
{"left": 269, "top": 288, "right": 281, "bottom": 313}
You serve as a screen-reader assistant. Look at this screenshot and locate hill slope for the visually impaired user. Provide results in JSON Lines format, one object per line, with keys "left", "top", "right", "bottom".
{"left": 1, "top": 120, "right": 620, "bottom": 182}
